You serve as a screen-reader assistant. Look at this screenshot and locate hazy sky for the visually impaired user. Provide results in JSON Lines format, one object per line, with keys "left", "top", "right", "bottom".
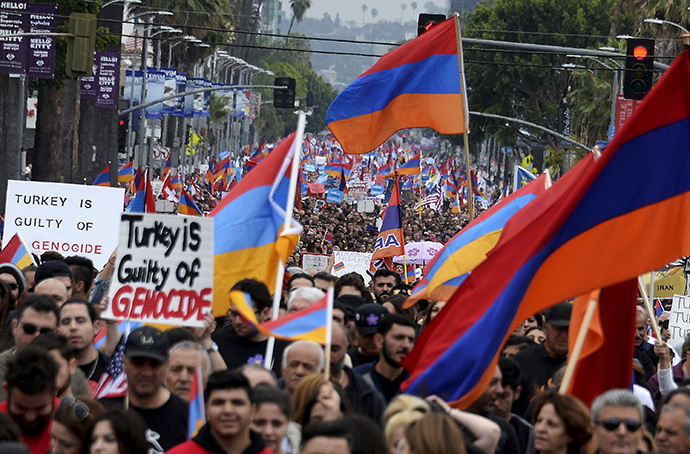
{"left": 282, "top": 0, "right": 444, "bottom": 26}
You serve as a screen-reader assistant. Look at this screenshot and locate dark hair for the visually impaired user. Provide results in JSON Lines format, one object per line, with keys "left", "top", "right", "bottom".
{"left": 498, "top": 357, "right": 522, "bottom": 391}
{"left": 0, "top": 413, "right": 20, "bottom": 442}
{"left": 287, "top": 273, "right": 315, "bottom": 292}
{"left": 381, "top": 294, "right": 416, "bottom": 323}
{"left": 0, "top": 281, "right": 15, "bottom": 351}
{"left": 503, "top": 335, "right": 535, "bottom": 351}
{"left": 5, "top": 346, "right": 58, "bottom": 395}
{"left": 334, "top": 273, "right": 373, "bottom": 303}
{"left": 532, "top": 392, "right": 591, "bottom": 454}
{"left": 373, "top": 269, "right": 401, "bottom": 285}
{"left": 64, "top": 256, "right": 95, "bottom": 294}
{"left": 53, "top": 396, "right": 105, "bottom": 443}
{"left": 40, "top": 251, "right": 64, "bottom": 263}
{"left": 87, "top": 409, "right": 149, "bottom": 454}
{"left": 313, "top": 272, "right": 337, "bottom": 285}
{"left": 252, "top": 383, "right": 291, "bottom": 419}
{"left": 205, "top": 370, "right": 253, "bottom": 403}
{"left": 31, "top": 333, "right": 74, "bottom": 362}
{"left": 525, "top": 326, "right": 545, "bottom": 337}
{"left": 660, "top": 388, "right": 690, "bottom": 408}
{"left": 339, "top": 414, "right": 387, "bottom": 454}
{"left": 378, "top": 314, "right": 415, "bottom": 336}
{"left": 232, "top": 279, "right": 272, "bottom": 312}
{"left": 301, "top": 419, "right": 353, "bottom": 453}
{"left": 164, "top": 327, "right": 195, "bottom": 346}
{"left": 17, "top": 294, "right": 60, "bottom": 322}
{"left": 60, "top": 298, "right": 97, "bottom": 324}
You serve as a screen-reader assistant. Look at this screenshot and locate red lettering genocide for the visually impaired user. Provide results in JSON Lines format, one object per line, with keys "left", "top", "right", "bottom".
{"left": 111, "top": 285, "right": 212, "bottom": 323}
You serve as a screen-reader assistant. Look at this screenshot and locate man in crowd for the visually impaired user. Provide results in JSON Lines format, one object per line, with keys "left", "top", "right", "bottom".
{"left": 347, "top": 303, "right": 388, "bottom": 367}
{"left": 330, "top": 321, "right": 386, "bottom": 424}
{"left": 33, "top": 278, "right": 70, "bottom": 307}
{"left": 0, "top": 295, "right": 59, "bottom": 402}
{"left": 591, "top": 389, "right": 645, "bottom": 454}
{"left": 370, "top": 269, "right": 400, "bottom": 304}
{"left": 0, "top": 346, "right": 58, "bottom": 454}
{"left": 57, "top": 298, "right": 110, "bottom": 389}
{"left": 63, "top": 255, "right": 95, "bottom": 300}
{"left": 30, "top": 333, "right": 90, "bottom": 398}
{"left": 99, "top": 326, "right": 188, "bottom": 453}
{"left": 34, "top": 260, "right": 73, "bottom": 299}
{"left": 300, "top": 421, "right": 353, "bottom": 454}
{"left": 494, "top": 357, "right": 534, "bottom": 454}
{"left": 512, "top": 303, "right": 571, "bottom": 415}
{"left": 634, "top": 308, "right": 656, "bottom": 380}
{"left": 287, "top": 287, "right": 325, "bottom": 314}
{"left": 655, "top": 402, "right": 690, "bottom": 454}
{"left": 313, "top": 272, "right": 336, "bottom": 293}
{"left": 168, "top": 370, "right": 273, "bottom": 454}
{"left": 354, "top": 314, "right": 415, "bottom": 403}
{"left": 281, "top": 340, "right": 325, "bottom": 396}
{"left": 0, "top": 263, "right": 26, "bottom": 302}
{"left": 164, "top": 340, "right": 212, "bottom": 402}
{"left": 212, "top": 279, "right": 289, "bottom": 376}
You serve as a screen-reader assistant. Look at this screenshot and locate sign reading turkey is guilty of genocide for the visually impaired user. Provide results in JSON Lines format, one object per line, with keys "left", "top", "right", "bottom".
{"left": 102, "top": 213, "right": 214, "bottom": 327}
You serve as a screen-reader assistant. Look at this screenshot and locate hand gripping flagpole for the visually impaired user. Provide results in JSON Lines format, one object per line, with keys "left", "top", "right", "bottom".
{"left": 264, "top": 111, "right": 308, "bottom": 372}
{"left": 454, "top": 13, "right": 474, "bottom": 221}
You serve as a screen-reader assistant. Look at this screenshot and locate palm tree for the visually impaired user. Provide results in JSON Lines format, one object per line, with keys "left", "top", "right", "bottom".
{"left": 401, "top": 3, "right": 407, "bottom": 23}
{"left": 411, "top": 2, "right": 418, "bottom": 14}
{"left": 361, "top": 4, "right": 368, "bottom": 23}
{"left": 371, "top": 8, "right": 378, "bottom": 21}
{"left": 286, "top": 0, "right": 312, "bottom": 41}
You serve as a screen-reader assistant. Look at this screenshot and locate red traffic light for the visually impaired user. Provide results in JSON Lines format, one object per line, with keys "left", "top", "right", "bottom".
{"left": 633, "top": 46, "right": 648, "bottom": 60}
{"left": 119, "top": 120, "right": 125, "bottom": 126}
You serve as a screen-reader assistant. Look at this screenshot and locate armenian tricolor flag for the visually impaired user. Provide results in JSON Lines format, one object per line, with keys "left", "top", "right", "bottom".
{"left": 117, "top": 162, "right": 134, "bottom": 183}
{"left": 0, "top": 233, "right": 36, "bottom": 268}
{"left": 93, "top": 165, "right": 111, "bottom": 187}
{"left": 179, "top": 187, "right": 203, "bottom": 216}
{"left": 187, "top": 367, "right": 206, "bottom": 439}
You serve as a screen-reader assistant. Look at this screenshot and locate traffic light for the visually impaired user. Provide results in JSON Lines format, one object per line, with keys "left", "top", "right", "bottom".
{"left": 623, "top": 38, "right": 655, "bottom": 100}
{"left": 274, "top": 77, "right": 296, "bottom": 109}
{"left": 66, "top": 13, "right": 97, "bottom": 77}
{"left": 118, "top": 117, "right": 128, "bottom": 152}
{"left": 417, "top": 13, "right": 446, "bottom": 37}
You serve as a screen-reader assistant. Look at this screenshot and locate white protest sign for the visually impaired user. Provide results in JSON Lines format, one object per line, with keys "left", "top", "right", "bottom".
{"left": 669, "top": 294, "right": 690, "bottom": 344}
{"left": 332, "top": 250, "right": 372, "bottom": 285}
{"left": 302, "top": 253, "right": 329, "bottom": 272}
{"left": 103, "top": 213, "right": 214, "bottom": 327}
{"left": 4, "top": 180, "right": 124, "bottom": 268}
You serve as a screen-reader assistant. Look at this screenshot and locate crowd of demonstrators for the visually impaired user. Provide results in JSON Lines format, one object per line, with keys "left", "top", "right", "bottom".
{"left": 1, "top": 244, "right": 690, "bottom": 454}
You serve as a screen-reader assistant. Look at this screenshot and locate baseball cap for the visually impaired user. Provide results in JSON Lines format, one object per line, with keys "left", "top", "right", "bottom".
{"left": 0, "top": 263, "right": 27, "bottom": 295}
{"left": 355, "top": 303, "right": 388, "bottom": 336}
{"left": 544, "top": 302, "right": 572, "bottom": 327}
{"left": 125, "top": 326, "right": 170, "bottom": 362}
{"left": 34, "top": 260, "right": 73, "bottom": 285}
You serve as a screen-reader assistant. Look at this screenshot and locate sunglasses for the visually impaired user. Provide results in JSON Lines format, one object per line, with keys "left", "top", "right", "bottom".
{"left": 20, "top": 322, "right": 54, "bottom": 336}
{"left": 59, "top": 396, "right": 90, "bottom": 421}
{"left": 597, "top": 418, "right": 643, "bottom": 432}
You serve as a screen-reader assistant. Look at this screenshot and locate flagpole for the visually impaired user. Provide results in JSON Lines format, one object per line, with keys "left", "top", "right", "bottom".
{"left": 265, "top": 111, "right": 308, "bottom": 373}
{"left": 418, "top": 147, "right": 423, "bottom": 220}
{"left": 324, "top": 287, "right": 334, "bottom": 379}
{"left": 559, "top": 298, "right": 597, "bottom": 394}
{"left": 637, "top": 275, "right": 663, "bottom": 341}
{"left": 454, "top": 13, "right": 474, "bottom": 221}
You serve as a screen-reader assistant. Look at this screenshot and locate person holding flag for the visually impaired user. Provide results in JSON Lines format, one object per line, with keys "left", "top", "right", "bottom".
{"left": 370, "top": 176, "right": 405, "bottom": 274}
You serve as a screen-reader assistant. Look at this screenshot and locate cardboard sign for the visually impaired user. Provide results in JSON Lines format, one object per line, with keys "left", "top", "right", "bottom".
{"left": 642, "top": 268, "right": 687, "bottom": 298}
{"left": 302, "top": 253, "right": 329, "bottom": 272}
{"left": 332, "top": 251, "right": 372, "bottom": 285}
{"left": 102, "top": 213, "right": 214, "bottom": 327}
{"left": 669, "top": 294, "right": 690, "bottom": 344}
{"left": 4, "top": 180, "right": 124, "bottom": 267}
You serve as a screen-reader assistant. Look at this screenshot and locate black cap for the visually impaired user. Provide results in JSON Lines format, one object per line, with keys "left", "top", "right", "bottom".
{"left": 0, "top": 263, "right": 27, "bottom": 295}
{"left": 335, "top": 295, "right": 367, "bottom": 315}
{"left": 354, "top": 303, "right": 388, "bottom": 336}
{"left": 544, "top": 302, "right": 572, "bottom": 327}
{"left": 125, "top": 326, "right": 170, "bottom": 362}
{"left": 35, "top": 260, "right": 73, "bottom": 285}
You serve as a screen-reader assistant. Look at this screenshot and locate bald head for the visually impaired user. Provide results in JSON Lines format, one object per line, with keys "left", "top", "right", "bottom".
{"left": 34, "top": 278, "right": 70, "bottom": 306}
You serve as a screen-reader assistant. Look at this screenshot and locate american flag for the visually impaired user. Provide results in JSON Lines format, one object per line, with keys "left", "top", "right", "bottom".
{"left": 94, "top": 326, "right": 129, "bottom": 399}
{"left": 421, "top": 185, "right": 443, "bottom": 211}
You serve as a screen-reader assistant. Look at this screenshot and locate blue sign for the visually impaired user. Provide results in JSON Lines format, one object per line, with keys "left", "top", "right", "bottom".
{"left": 370, "top": 184, "right": 384, "bottom": 196}
{"left": 326, "top": 189, "right": 344, "bottom": 204}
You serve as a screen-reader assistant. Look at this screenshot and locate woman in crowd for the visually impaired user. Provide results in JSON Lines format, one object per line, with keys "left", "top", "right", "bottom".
{"left": 50, "top": 396, "right": 104, "bottom": 454}
{"left": 292, "top": 374, "right": 352, "bottom": 427}
{"left": 85, "top": 409, "right": 149, "bottom": 454}
{"left": 398, "top": 413, "right": 466, "bottom": 454}
{"left": 532, "top": 392, "right": 591, "bottom": 454}
{"left": 251, "top": 383, "right": 293, "bottom": 454}
{"left": 420, "top": 300, "right": 447, "bottom": 329}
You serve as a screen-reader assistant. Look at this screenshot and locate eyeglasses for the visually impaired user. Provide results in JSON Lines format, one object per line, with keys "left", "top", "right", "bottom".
{"left": 59, "top": 396, "right": 90, "bottom": 421}
{"left": 20, "top": 322, "right": 54, "bottom": 336}
{"left": 597, "top": 418, "right": 643, "bottom": 432}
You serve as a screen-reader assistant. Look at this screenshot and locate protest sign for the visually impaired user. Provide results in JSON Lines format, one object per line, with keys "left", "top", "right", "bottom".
{"left": 102, "top": 213, "right": 214, "bottom": 327}
{"left": 4, "top": 180, "right": 124, "bottom": 267}
{"left": 642, "top": 268, "right": 687, "bottom": 298}
{"left": 332, "top": 251, "right": 372, "bottom": 285}
{"left": 302, "top": 253, "right": 329, "bottom": 272}
{"left": 326, "top": 189, "right": 343, "bottom": 204}
{"left": 669, "top": 294, "right": 690, "bottom": 345}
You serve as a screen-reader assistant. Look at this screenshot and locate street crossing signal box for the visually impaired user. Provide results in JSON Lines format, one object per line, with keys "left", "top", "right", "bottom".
{"left": 417, "top": 13, "right": 446, "bottom": 36}
{"left": 66, "top": 13, "right": 97, "bottom": 77}
{"left": 623, "top": 38, "right": 655, "bottom": 100}
{"left": 274, "top": 77, "right": 296, "bottom": 109}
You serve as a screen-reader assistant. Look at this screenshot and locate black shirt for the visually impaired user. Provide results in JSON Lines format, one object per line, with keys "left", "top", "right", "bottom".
{"left": 212, "top": 324, "right": 289, "bottom": 377}
{"left": 511, "top": 343, "right": 566, "bottom": 417}
{"left": 100, "top": 393, "right": 189, "bottom": 453}
{"left": 347, "top": 346, "right": 378, "bottom": 368}
{"left": 78, "top": 350, "right": 110, "bottom": 383}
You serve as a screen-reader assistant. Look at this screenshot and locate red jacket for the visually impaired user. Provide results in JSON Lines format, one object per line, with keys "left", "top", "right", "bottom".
{"left": 0, "top": 398, "right": 60, "bottom": 454}
{"left": 167, "top": 424, "right": 274, "bottom": 454}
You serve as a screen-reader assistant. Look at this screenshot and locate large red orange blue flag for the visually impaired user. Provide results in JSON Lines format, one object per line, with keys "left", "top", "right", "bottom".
{"left": 402, "top": 50, "right": 690, "bottom": 407}
{"left": 0, "top": 232, "right": 36, "bottom": 268}
{"left": 210, "top": 134, "right": 302, "bottom": 316}
{"left": 326, "top": 16, "right": 468, "bottom": 154}
{"left": 370, "top": 177, "right": 404, "bottom": 271}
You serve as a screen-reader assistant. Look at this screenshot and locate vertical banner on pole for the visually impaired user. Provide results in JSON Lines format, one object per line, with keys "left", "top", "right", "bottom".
{"left": 26, "top": 3, "right": 57, "bottom": 79}
{"left": 0, "top": 1, "right": 28, "bottom": 74}
{"left": 96, "top": 51, "right": 119, "bottom": 109}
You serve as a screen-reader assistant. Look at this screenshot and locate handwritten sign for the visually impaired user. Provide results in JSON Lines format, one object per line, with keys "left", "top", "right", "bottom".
{"left": 103, "top": 213, "right": 214, "bottom": 327}
{"left": 302, "top": 253, "right": 329, "bottom": 272}
{"left": 4, "top": 180, "right": 124, "bottom": 267}
{"left": 669, "top": 294, "right": 690, "bottom": 345}
{"left": 332, "top": 251, "right": 372, "bottom": 285}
